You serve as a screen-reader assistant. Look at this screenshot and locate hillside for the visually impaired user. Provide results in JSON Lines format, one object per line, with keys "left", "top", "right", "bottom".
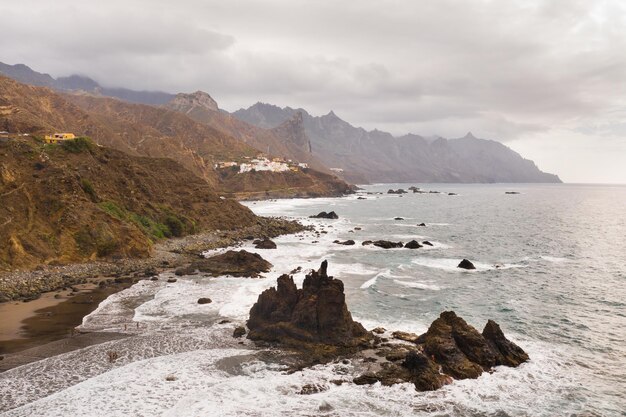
{"left": 0, "top": 137, "right": 257, "bottom": 271}
{"left": 233, "top": 103, "right": 562, "bottom": 184}
{"left": 0, "top": 75, "right": 351, "bottom": 197}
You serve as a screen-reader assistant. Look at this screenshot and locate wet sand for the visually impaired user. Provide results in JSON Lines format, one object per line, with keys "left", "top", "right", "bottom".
{"left": 0, "top": 282, "right": 131, "bottom": 356}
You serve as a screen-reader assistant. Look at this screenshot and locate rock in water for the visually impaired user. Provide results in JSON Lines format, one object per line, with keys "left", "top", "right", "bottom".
{"left": 192, "top": 250, "right": 272, "bottom": 277}
{"left": 309, "top": 211, "right": 339, "bottom": 219}
{"left": 420, "top": 311, "right": 528, "bottom": 379}
{"left": 255, "top": 239, "right": 277, "bottom": 249}
{"left": 334, "top": 239, "right": 355, "bottom": 245}
{"left": 247, "top": 261, "right": 370, "bottom": 346}
{"left": 482, "top": 319, "right": 529, "bottom": 366}
{"left": 457, "top": 259, "right": 476, "bottom": 269}
{"left": 422, "top": 241, "right": 434, "bottom": 246}
{"left": 372, "top": 240, "right": 403, "bottom": 249}
{"left": 197, "top": 297, "right": 212, "bottom": 304}
{"left": 404, "top": 240, "right": 423, "bottom": 249}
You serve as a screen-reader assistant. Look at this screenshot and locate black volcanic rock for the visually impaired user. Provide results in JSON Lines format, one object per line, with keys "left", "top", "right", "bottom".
{"left": 419, "top": 311, "right": 528, "bottom": 380}
{"left": 192, "top": 250, "right": 272, "bottom": 277}
{"left": 309, "top": 211, "right": 339, "bottom": 219}
{"left": 457, "top": 259, "right": 476, "bottom": 270}
{"left": 247, "top": 261, "right": 370, "bottom": 346}
{"left": 372, "top": 240, "right": 403, "bottom": 249}
{"left": 404, "top": 240, "right": 423, "bottom": 249}
{"left": 482, "top": 320, "right": 529, "bottom": 366}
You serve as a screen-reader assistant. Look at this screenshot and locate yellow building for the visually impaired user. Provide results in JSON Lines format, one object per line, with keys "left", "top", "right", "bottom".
{"left": 44, "top": 133, "right": 76, "bottom": 144}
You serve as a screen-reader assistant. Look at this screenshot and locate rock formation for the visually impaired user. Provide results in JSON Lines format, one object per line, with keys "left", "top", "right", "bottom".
{"left": 309, "top": 211, "right": 339, "bottom": 219}
{"left": 457, "top": 259, "right": 476, "bottom": 270}
{"left": 404, "top": 240, "right": 423, "bottom": 249}
{"left": 254, "top": 239, "right": 277, "bottom": 249}
{"left": 192, "top": 250, "right": 272, "bottom": 277}
{"left": 247, "top": 261, "right": 370, "bottom": 346}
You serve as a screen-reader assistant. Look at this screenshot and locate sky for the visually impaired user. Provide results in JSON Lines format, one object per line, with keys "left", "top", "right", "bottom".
{"left": 1, "top": 0, "right": 625, "bottom": 183}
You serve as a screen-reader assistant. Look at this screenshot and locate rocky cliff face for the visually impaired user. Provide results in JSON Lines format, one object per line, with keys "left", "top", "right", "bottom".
{"left": 233, "top": 103, "right": 561, "bottom": 184}
{"left": 167, "top": 91, "right": 219, "bottom": 113}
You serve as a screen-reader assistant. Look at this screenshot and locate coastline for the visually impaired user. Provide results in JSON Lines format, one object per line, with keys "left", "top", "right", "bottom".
{"left": 0, "top": 216, "right": 306, "bottom": 362}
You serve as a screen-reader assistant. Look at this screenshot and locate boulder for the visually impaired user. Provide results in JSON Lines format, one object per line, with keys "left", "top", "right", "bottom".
{"left": 233, "top": 326, "right": 246, "bottom": 338}
{"left": 247, "top": 261, "right": 370, "bottom": 346}
{"left": 392, "top": 331, "right": 420, "bottom": 343}
{"left": 422, "top": 241, "right": 434, "bottom": 246}
{"left": 197, "top": 297, "right": 212, "bottom": 304}
{"left": 394, "top": 217, "right": 404, "bottom": 220}
{"left": 417, "top": 223, "right": 426, "bottom": 227}
{"left": 254, "top": 239, "right": 277, "bottom": 249}
{"left": 309, "top": 211, "right": 339, "bottom": 219}
{"left": 457, "top": 259, "right": 476, "bottom": 270}
{"left": 372, "top": 240, "right": 403, "bottom": 249}
{"left": 362, "top": 240, "right": 373, "bottom": 246}
{"left": 448, "top": 192, "right": 457, "bottom": 196}
{"left": 333, "top": 239, "right": 355, "bottom": 246}
{"left": 404, "top": 240, "right": 423, "bottom": 249}
{"left": 387, "top": 189, "right": 407, "bottom": 194}
{"left": 167, "top": 278, "right": 177, "bottom": 283}
{"left": 192, "top": 250, "right": 272, "bottom": 277}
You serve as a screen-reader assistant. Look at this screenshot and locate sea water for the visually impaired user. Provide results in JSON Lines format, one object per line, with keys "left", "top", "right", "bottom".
{"left": 1, "top": 184, "right": 624, "bottom": 416}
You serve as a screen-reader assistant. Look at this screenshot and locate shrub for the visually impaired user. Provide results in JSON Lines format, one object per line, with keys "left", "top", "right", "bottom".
{"left": 80, "top": 178, "right": 98, "bottom": 202}
{"left": 61, "top": 137, "right": 95, "bottom": 154}
{"left": 165, "top": 215, "right": 184, "bottom": 237}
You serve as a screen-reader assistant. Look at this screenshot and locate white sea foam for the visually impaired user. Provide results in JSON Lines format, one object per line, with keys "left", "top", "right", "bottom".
{"left": 393, "top": 280, "right": 442, "bottom": 291}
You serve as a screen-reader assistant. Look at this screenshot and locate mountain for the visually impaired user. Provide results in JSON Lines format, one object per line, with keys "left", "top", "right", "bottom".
{"left": 162, "top": 91, "right": 325, "bottom": 172}
{"left": 0, "top": 61, "right": 175, "bottom": 105}
{"left": 233, "top": 103, "right": 561, "bottom": 184}
{"left": 0, "top": 136, "right": 256, "bottom": 271}
{"left": 0, "top": 75, "right": 351, "bottom": 198}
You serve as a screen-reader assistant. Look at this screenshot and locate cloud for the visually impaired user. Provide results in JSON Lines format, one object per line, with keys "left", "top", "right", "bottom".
{"left": 0, "top": 0, "right": 624, "bottom": 181}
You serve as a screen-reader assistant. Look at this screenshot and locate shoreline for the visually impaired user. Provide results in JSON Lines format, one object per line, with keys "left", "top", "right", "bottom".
{"left": 0, "top": 216, "right": 306, "bottom": 362}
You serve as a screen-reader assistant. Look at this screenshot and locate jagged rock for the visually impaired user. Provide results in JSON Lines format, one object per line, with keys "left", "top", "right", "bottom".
{"left": 482, "top": 320, "right": 529, "bottom": 366}
{"left": 422, "top": 241, "right": 434, "bottom": 246}
{"left": 255, "top": 239, "right": 277, "bottom": 249}
{"left": 420, "top": 311, "right": 528, "bottom": 380}
{"left": 333, "top": 239, "right": 355, "bottom": 245}
{"left": 247, "top": 261, "right": 370, "bottom": 346}
{"left": 309, "top": 211, "right": 339, "bottom": 219}
{"left": 192, "top": 250, "right": 272, "bottom": 277}
{"left": 298, "top": 383, "right": 328, "bottom": 395}
{"left": 457, "top": 259, "right": 476, "bottom": 270}
{"left": 404, "top": 240, "right": 422, "bottom": 249}
{"left": 372, "top": 240, "right": 403, "bottom": 249}
{"left": 233, "top": 326, "right": 246, "bottom": 338}
{"left": 197, "top": 297, "right": 212, "bottom": 304}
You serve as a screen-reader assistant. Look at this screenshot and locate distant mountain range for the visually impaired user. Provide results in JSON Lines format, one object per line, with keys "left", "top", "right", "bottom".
{"left": 0, "top": 61, "right": 561, "bottom": 183}
{"left": 233, "top": 103, "right": 561, "bottom": 183}
{"left": 0, "top": 62, "right": 174, "bottom": 105}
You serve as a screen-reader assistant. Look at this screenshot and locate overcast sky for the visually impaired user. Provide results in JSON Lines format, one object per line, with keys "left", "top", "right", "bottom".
{"left": 1, "top": 0, "right": 625, "bottom": 183}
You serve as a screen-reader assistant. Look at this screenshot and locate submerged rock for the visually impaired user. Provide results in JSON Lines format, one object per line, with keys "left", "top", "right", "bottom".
{"left": 417, "top": 223, "right": 426, "bottom": 227}
{"left": 233, "top": 326, "right": 246, "bottom": 338}
{"left": 422, "top": 241, "right": 434, "bottom": 246}
{"left": 394, "top": 217, "right": 405, "bottom": 220}
{"left": 192, "top": 250, "right": 272, "bottom": 277}
{"left": 457, "top": 259, "right": 476, "bottom": 270}
{"left": 309, "top": 211, "right": 339, "bottom": 219}
{"left": 247, "top": 261, "right": 370, "bottom": 346}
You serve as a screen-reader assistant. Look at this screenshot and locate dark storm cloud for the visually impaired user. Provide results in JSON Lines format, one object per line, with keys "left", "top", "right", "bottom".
{"left": 1, "top": 0, "right": 625, "bottom": 181}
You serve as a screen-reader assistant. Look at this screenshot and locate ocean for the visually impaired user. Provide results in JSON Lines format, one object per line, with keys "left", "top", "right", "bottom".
{"left": 1, "top": 184, "right": 624, "bottom": 416}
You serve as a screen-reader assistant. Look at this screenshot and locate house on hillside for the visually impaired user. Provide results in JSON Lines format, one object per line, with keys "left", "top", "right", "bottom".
{"left": 44, "top": 133, "right": 76, "bottom": 144}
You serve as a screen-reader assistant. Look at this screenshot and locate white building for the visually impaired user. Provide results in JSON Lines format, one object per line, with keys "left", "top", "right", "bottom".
{"left": 239, "top": 157, "right": 291, "bottom": 173}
